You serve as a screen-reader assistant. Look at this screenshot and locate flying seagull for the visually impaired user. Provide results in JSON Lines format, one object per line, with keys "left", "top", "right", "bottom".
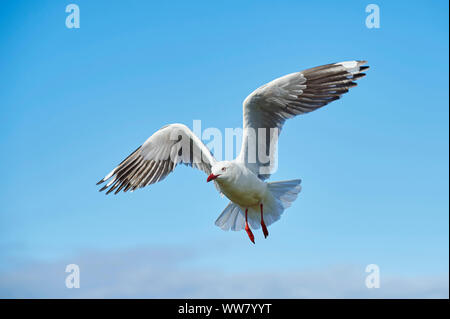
{"left": 97, "top": 60, "right": 369, "bottom": 243}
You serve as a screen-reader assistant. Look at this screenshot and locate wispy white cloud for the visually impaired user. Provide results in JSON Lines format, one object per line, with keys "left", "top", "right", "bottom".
{"left": 0, "top": 246, "right": 448, "bottom": 298}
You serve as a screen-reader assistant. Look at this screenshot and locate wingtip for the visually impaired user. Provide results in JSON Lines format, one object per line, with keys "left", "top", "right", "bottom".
{"left": 360, "top": 66, "right": 370, "bottom": 72}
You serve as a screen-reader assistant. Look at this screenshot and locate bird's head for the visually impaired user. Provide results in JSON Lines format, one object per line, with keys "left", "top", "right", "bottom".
{"left": 207, "top": 161, "right": 235, "bottom": 183}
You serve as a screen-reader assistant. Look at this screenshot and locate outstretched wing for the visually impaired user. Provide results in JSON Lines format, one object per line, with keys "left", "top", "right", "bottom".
{"left": 97, "top": 123, "right": 216, "bottom": 194}
{"left": 237, "top": 60, "right": 369, "bottom": 180}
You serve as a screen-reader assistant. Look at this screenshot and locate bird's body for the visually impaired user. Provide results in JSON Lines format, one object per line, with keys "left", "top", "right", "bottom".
{"left": 215, "top": 162, "right": 268, "bottom": 208}
{"left": 97, "top": 60, "right": 369, "bottom": 243}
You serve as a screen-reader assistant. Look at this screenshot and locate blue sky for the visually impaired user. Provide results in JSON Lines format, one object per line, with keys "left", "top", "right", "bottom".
{"left": 0, "top": 0, "right": 448, "bottom": 298}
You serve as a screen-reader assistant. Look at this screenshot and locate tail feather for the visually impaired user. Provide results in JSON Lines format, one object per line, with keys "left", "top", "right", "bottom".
{"left": 214, "top": 202, "right": 245, "bottom": 231}
{"left": 214, "top": 179, "right": 302, "bottom": 232}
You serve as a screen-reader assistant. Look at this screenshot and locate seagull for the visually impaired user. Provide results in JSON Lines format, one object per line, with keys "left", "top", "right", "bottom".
{"left": 97, "top": 60, "right": 369, "bottom": 243}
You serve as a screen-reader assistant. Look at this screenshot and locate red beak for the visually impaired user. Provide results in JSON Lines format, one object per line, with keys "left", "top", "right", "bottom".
{"left": 207, "top": 174, "right": 219, "bottom": 182}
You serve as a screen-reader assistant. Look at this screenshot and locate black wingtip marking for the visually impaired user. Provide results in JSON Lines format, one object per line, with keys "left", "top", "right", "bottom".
{"left": 352, "top": 73, "right": 366, "bottom": 80}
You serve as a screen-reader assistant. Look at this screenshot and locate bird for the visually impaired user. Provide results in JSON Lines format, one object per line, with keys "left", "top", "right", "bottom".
{"left": 97, "top": 60, "right": 369, "bottom": 243}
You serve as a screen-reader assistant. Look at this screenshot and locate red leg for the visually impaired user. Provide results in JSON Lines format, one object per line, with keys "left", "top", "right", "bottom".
{"left": 244, "top": 208, "right": 255, "bottom": 244}
{"left": 260, "top": 203, "right": 268, "bottom": 238}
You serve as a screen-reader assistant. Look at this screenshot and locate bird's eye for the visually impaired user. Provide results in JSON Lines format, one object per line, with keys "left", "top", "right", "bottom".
{"left": 221, "top": 167, "right": 226, "bottom": 172}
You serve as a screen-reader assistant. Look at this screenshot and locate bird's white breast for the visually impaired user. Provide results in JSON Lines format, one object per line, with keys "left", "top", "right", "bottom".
{"left": 217, "top": 164, "right": 268, "bottom": 208}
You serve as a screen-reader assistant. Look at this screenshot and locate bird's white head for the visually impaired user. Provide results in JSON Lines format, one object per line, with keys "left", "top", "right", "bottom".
{"left": 207, "top": 161, "right": 236, "bottom": 183}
